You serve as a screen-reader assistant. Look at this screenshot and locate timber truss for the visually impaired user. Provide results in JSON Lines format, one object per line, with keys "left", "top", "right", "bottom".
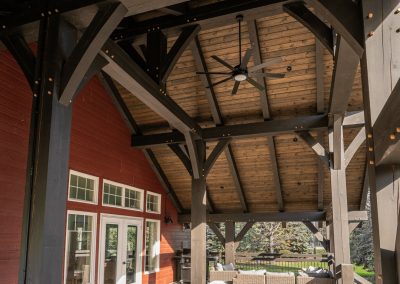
{"left": 1, "top": 0, "right": 400, "bottom": 283}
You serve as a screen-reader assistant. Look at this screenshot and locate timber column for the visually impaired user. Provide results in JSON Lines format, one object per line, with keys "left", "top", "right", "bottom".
{"left": 361, "top": 1, "right": 400, "bottom": 283}
{"left": 189, "top": 137, "right": 207, "bottom": 284}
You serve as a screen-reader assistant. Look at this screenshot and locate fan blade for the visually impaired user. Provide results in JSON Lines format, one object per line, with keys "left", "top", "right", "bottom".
{"left": 240, "top": 47, "right": 254, "bottom": 69}
{"left": 211, "top": 55, "right": 234, "bottom": 70}
{"left": 231, "top": 81, "right": 240, "bottom": 95}
{"left": 206, "top": 76, "right": 232, "bottom": 88}
{"left": 196, "top": 72, "right": 232, "bottom": 75}
{"left": 247, "top": 57, "right": 283, "bottom": 72}
{"left": 250, "top": 72, "right": 286, "bottom": 78}
{"left": 246, "top": 77, "right": 265, "bottom": 91}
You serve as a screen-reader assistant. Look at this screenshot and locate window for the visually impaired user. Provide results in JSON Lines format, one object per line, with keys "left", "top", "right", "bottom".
{"left": 64, "top": 211, "right": 96, "bottom": 284}
{"left": 144, "top": 220, "right": 160, "bottom": 273}
{"left": 68, "top": 170, "right": 98, "bottom": 204}
{"left": 102, "top": 180, "right": 143, "bottom": 211}
{"left": 146, "top": 192, "right": 161, "bottom": 214}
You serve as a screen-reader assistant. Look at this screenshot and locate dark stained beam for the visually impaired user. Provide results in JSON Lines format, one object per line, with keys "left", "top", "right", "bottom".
{"left": 208, "top": 223, "right": 225, "bottom": 245}
{"left": 74, "top": 55, "right": 108, "bottom": 97}
{"left": 98, "top": 72, "right": 184, "bottom": 213}
{"left": 101, "top": 39, "right": 202, "bottom": 135}
{"left": 247, "top": 19, "right": 284, "bottom": 212}
{"left": 315, "top": 39, "right": 325, "bottom": 211}
{"left": 360, "top": 166, "right": 368, "bottom": 211}
{"left": 133, "top": 114, "right": 329, "bottom": 148}
{"left": 24, "top": 16, "right": 73, "bottom": 284}
{"left": 169, "top": 143, "right": 192, "bottom": 175}
{"left": 283, "top": 2, "right": 333, "bottom": 54}
{"left": 179, "top": 211, "right": 326, "bottom": 223}
{"left": 204, "top": 138, "right": 231, "bottom": 177}
{"left": 161, "top": 24, "right": 200, "bottom": 83}
{"left": 112, "top": 0, "right": 289, "bottom": 41}
{"left": 119, "top": 41, "right": 147, "bottom": 71}
{"left": 235, "top": 222, "right": 254, "bottom": 243}
{"left": 59, "top": 2, "right": 127, "bottom": 105}
{"left": 185, "top": 132, "right": 203, "bottom": 179}
{"left": 371, "top": 79, "right": 400, "bottom": 165}
{"left": 332, "top": 115, "right": 343, "bottom": 170}
{"left": 328, "top": 35, "right": 360, "bottom": 121}
{"left": 303, "top": 221, "right": 329, "bottom": 251}
{"left": 344, "top": 126, "right": 366, "bottom": 168}
{"left": 343, "top": 111, "right": 365, "bottom": 127}
{"left": 225, "top": 221, "right": 235, "bottom": 264}
{"left": 191, "top": 36, "right": 222, "bottom": 125}
{"left": 297, "top": 131, "right": 330, "bottom": 167}
{"left": 0, "top": 0, "right": 107, "bottom": 29}
{"left": 0, "top": 33, "right": 36, "bottom": 89}
{"left": 305, "top": 0, "right": 364, "bottom": 57}
{"left": 191, "top": 36, "right": 248, "bottom": 212}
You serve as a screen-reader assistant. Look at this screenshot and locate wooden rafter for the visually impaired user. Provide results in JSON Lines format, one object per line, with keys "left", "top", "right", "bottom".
{"left": 59, "top": 2, "right": 127, "bottom": 105}
{"left": 283, "top": 2, "right": 333, "bottom": 54}
{"left": 101, "top": 39, "right": 202, "bottom": 135}
{"left": 191, "top": 35, "right": 248, "bottom": 212}
{"left": 247, "top": 19, "right": 284, "bottom": 212}
{"left": 98, "top": 72, "right": 184, "bottom": 213}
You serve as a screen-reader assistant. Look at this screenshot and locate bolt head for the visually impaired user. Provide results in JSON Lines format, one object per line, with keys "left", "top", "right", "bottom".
{"left": 367, "top": 12, "right": 373, "bottom": 19}
{"left": 390, "top": 134, "right": 396, "bottom": 140}
{"left": 2, "top": 25, "right": 5, "bottom": 29}
{"left": 368, "top": 31, "right": 374, "bottom": 37}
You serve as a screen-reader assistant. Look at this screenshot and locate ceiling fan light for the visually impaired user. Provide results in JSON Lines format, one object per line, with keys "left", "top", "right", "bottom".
{"left": 234, "top": 74, "right": 247, "bottom": 82}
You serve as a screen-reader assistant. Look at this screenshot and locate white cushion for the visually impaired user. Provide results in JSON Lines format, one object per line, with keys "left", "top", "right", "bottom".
{"left": 254, "top": 269, "right": 267, "bottom": 275}
{"left": 238, "top": 269, "right": 256, "bottom": 275}
{"left": 222, "top": 263, "right": 235, "bottom": 271}
{"left": 216, "top": 263, "right": 223, "bottom": 271}
{"left": 266, "top": 271, "right": 295, "bottom": 277}
{"left": 209, "top": 281, "right": 228, "bottom": 284}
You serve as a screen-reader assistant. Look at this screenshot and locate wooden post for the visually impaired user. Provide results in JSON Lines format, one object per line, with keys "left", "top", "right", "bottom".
{"left": 23, "top": 16, "right": 73, "bottom": 284}
{"left": 361, "top": 1, "right": 400, "bottom": 283}
{"left": 328, "top": 127, "right": 352, "bottom": 278}
{"left": 225, "top": 221, "right": 235, "bottom": 264}
{"left": 191, "top": 140, "right": 207, "bottom": 284}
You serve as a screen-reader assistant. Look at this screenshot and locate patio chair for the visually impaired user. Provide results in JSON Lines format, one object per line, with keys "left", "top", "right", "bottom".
{"left": 296, "top": 276, "right": 335, "bottom": 284}
{"left": 209, "top": 270, "right": 238, "bottom": 282}
{"left": 265, "top": 272, "right": 295, "bottom": 284}
{"left": 232, "top": 274, "right": 266, "bottom": 284}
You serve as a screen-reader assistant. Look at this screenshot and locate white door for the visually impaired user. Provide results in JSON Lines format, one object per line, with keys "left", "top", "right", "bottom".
{"left": 99, "top": 215, "right": 143, "bottom": 284}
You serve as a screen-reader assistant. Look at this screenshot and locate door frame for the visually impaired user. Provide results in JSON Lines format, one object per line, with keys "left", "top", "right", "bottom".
{"left": 98, "top": 213, "right": 143, "bottom": 284}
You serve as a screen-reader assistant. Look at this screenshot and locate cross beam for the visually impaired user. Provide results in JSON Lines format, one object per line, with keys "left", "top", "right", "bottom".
{"left": 179, "top": 211, "right": 326, "bottom": 223}
{"left": 132, "top": 115, "right": 329, "bottom": 148}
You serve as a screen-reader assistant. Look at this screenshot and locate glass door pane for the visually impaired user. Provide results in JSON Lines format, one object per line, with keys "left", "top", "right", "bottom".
{"left": 125, "top": 225, "right": 138, "bottom": 284}
{"left": 104, "top": 224, "right": 119, "bottom": 284}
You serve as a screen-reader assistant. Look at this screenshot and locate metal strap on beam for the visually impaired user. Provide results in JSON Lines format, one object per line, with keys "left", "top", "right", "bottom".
{"left": 161, "top": 24, "right": 200, "bottom": 83}
{"left": 59, "top": 2, "right": 127, "bottom": 105}
{"left": 101, "top": 39, "right": 202, "bottom": 135}
{"left": 204, "top": 138, "right": 231, "bottom": 177}
{"left": 283, "top": 2, "right": 333, "bottom": 54}
{"left": 179, "top": 211, "right": 326, "bottom": 223}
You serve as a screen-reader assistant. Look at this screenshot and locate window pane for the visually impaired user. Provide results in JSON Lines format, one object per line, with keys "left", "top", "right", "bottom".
{"left": 104, "top": 224, "right": 118, "bottom": 284}
{"left": 69, "top": 173, "right": 96, "bottom": 203}
{"left": 145, "top": 221, "right": 159, "bottom": 273}
{"left": 65, "top": 214, "right": 94, "bottom": 284}
{"left": 124, "top": 189, "right": 141, "bottom": 210}
{"left": 146, "top": 194, "right": 160, "bottom": 213}
{"left": 103, "top": 183, "right": 123, "bottom": 207}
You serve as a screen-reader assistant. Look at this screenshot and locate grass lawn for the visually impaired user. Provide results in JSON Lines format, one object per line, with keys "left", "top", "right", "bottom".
{"left": 354, "top": 265, "right": 375, "bottom": 282}
{"left": 235, "top": 261, "right": 329, "bottom": 274}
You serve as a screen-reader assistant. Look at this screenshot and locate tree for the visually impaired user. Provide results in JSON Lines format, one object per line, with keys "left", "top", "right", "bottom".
{"left": 350, "top": 194, "right": 374, "bottom": 270}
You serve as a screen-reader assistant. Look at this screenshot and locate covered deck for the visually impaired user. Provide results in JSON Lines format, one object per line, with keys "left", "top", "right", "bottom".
{"left": 0, "top": 0, "right": 399, "bottom": 283}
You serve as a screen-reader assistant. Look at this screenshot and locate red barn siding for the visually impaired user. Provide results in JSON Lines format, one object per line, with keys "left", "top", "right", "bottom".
{"left": 0, "top": 51, "right": 32, "bottom": 283}
{"left": 0, "top": 48, "right": 188, "bottom": 284}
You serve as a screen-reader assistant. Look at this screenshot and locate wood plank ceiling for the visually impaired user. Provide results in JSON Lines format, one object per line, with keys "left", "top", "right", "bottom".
{"left": 117, "top": 5, "right": 365, "bottom": 213}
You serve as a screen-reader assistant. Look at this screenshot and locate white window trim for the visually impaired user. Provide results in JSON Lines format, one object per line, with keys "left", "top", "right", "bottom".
{"left": 68, "top": 170, "right": 99, "bottom": 205}
{"left": 64, "top": 210, "right": 97, "bottom": 284}
{"left": 102, "top": 179, "right": 144, "bottom": 212}
{"left": 146, "top": 191, "right": 162, "bottom": 214}
{"left": 144, "top": 218, "right": 161, "bottom": 274}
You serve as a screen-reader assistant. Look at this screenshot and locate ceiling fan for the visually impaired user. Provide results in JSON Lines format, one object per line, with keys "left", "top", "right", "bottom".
{"left": 197, "top": 15, "right": 287, "bottom": 95}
